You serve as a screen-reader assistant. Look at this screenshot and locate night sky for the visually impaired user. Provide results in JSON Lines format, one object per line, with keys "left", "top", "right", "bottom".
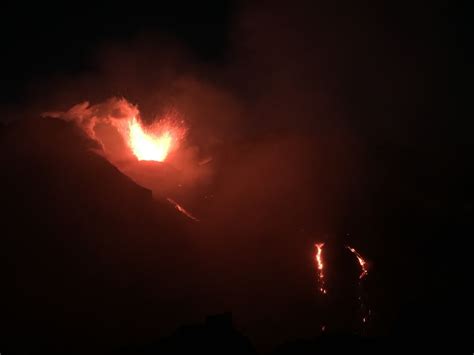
{"left": 0, "top": 1, "right": 470, "bottom": 354}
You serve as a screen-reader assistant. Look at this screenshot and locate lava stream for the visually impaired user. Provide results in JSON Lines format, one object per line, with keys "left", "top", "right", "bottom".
{"left": 315, "top": 243, "right": 327, "bottom": 294}
{"left": 346, "top": 246, "right": 368, "bottom": 279}
{"left": 167, "top": 198, "right": 200, "bottom": 222}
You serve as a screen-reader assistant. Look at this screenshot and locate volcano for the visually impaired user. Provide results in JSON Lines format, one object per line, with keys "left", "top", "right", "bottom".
{"left": 0, "top": 117, "right": 204, "bottom": 352}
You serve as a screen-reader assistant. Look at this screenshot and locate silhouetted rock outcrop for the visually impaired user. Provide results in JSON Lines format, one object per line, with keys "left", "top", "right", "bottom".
{"left": 0, "top": 118, "right": 199, "bottom": 354}
{"left": 117, "top": 313, "right": 255, "bottom": 355}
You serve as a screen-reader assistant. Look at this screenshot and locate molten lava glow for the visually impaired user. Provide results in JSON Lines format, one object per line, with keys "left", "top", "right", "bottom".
{"left": 315, "top": 243, "right": 327, "bottom": 294}
{"left": 44, "top": 99, "right": 187, "bottom": 164}
{"left": 167, "top": 198, "right": 200, "bottom": 222}
{"left": 128, "top": 117, "right": 176, "bottom": 162}
{"left": 346, "top": 246, "right": 368, "bottom": 279}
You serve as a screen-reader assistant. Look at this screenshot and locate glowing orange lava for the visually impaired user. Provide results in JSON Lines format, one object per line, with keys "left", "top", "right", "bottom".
{"left": 43, "top": 99, "right": 187, "bottom": 164}
{"left": 167, "top": 198, "right": 200, "bottom": 222}
{"left": 128, "top": 117, "right": 170, "bottom": 161}
{"left": 346, "top": 246, "right": 368, "bottom": 279}
{"left": 315, "top": 243, "right": 327, "bottom": 294}
{"left": 127, "top": 116, "right": 185, "bottom": 162}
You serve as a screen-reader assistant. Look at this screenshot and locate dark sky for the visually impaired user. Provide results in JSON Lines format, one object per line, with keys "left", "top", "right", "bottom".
{"left": 0, "top": 2, "right": 233, "bottom": 105}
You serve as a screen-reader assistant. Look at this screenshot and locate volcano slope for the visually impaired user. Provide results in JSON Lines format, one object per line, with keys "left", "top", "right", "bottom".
{"left": 0, "top": 117, "right": 208, "bottom": 353}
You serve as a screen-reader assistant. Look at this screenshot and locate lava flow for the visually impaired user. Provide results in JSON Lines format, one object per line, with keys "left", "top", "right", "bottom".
{"left": 167, "top": 198, "right": 200, "bottom": 222}
{"left": 315, "top": 243, "right": 327, "bottom": 294}
{"left": 346, "top": 245, "right": 371, "bottom": 328}
{"left": 346, "top": 246, "right": 368, "bottom": 279}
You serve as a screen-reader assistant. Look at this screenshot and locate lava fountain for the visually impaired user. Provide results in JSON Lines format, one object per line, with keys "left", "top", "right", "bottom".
{"left": 126, "top": 115, "right": 185, "bottom": 162}
{"left": 43, "top": 98, "right": 187, "bottom": 164}
{"left": 44, "top": 98, "right": 198, "bottom": 221}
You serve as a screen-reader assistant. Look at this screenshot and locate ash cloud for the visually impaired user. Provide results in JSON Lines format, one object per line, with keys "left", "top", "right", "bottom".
{"left": 43, "top": 97, "right": 138, "bottom": 143}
